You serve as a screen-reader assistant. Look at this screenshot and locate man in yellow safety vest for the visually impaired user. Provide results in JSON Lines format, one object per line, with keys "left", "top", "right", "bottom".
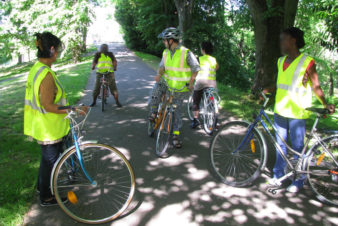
{"left": 265, "top": 27, "right": 335, "bottom": 193}
{"left": 149, "top": 27, "right": 200, "bottom": 148}
{"left": 90, "top": 44, "right": 121, "bottom": 107}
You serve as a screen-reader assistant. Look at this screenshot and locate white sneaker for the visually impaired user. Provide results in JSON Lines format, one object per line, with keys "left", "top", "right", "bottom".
{"left": 286, "top": 184, "right": 300, "bottom": 193}
{"left": 267, "top": 178, "right": 282, "bottom": 186}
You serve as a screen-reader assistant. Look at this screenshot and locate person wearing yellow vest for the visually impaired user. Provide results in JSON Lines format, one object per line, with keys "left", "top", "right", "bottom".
{"left": 149, "top": 27, "right": 200, "bottom": 148}
{"left": 24, "top": 32, "right": 88, "bottom": 206}
{"left": 191, "top": 41, "right": 219, "bottom": 128}
{"left": 264, "top": 27, "right": 335, "bottom": 193}
{"left": 90, "top": 44, "right": 121, "bottom": 107}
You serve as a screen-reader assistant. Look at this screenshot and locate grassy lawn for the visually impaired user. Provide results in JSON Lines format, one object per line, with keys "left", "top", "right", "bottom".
{"left": 0, "top": 60, "right": 92, "bottom": 226}
{"left": 134, "top": 50, "right": 338, "bottom": 131}
{"left": 133, "top": 51, "right": 161, "bottom": 71}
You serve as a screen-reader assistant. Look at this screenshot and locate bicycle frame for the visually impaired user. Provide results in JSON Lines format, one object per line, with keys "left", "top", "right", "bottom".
{"left": 233, "top": 94, "right": 338, "bottom": 177}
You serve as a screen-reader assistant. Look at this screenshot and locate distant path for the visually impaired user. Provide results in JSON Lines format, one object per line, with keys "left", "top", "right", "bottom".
{"left": 22, "top": 43, "right": 338, "bottom": 226}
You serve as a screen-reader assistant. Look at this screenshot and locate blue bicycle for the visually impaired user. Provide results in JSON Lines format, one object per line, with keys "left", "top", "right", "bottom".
{"left": 210, "top": 91, "right": 338, "bottom": 205}
{"left": 51, "top": 107, "right": 135, "bottom": 224}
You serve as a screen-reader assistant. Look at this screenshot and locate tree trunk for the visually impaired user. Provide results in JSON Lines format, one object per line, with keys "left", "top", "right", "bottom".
{"left": 173, "top": 0, "right": 194, "bottom": 45}
{"left": 17, "top": 54, "right": 22, "bottom": 64}
{"left": 247, "top": 0, "right": 299, "bottom": 89}
{"left": 329, "top": 72, "right": 334, "bottom": 96}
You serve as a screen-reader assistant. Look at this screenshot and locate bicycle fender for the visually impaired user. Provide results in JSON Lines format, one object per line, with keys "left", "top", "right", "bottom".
{"left": 50, "top": 140, "right": 98, "bottom": 195}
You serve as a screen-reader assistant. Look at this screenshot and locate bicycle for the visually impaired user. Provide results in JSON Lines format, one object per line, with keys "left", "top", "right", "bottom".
{"left": 147, "top": 81, "right": 189, "bottom": 158}
{"left": 51, "top": 106, "right": 135, "bottom": 224}
{"left": 187, "top": 87, "right": 220, "bottom": 135}
{"left": 99, "top": 72, "right": 110, "bottom": 112}
{"left": 210, "top": 91, "right": 338, "bottom": 205}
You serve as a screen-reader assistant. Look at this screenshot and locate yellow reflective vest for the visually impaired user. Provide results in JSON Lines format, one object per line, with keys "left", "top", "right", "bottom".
{"left": 97, "top": 53, "right": 114, "bottom": 73}
{"left": 163, "top": 46, "right": 192, "bottom": 92}
{"left": 197, "top": 55, "right": 217, "bottom": 81}
{"left": 274, "top": 53, "right": 314, "bottom": 119}
{"left": 24, "top": 61, "right": 70, "bottom": 142}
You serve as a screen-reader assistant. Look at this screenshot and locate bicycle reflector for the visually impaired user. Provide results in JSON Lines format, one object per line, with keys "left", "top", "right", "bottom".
{"left": 250, "top": 139, "right": 255, "bottom": 153}
{"left": 316, "top": 153, "right": 325, "bottom": 166}
{"left": 210, "top": 96, "right": 214, "bottom": 101}
{"left": 67, "top": 191, "right": 78, "bottom": 204}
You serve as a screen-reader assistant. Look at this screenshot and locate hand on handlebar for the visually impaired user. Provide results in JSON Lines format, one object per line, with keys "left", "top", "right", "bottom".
{"left": 326, "top": 104, "right": 335, "bottom": 114}
{"left": 188, "top": 82, "right": 194, "bottom": 92}
{"left": 154, "top": 75, "right": 161, "bottom": 82}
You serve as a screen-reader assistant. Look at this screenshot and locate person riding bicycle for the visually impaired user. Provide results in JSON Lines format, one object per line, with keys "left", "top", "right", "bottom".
{"left": 265, "top": 27, "right": 335, "bottom": 193}
{"left": 149, "top": 27, "right": 200, "bottom": 148}
{"left": 191, "top": 41, "right": 219, "bottom": 129}
{"left": 90, "top": 44, "right": 122, "bottom": 107}
{"left": 24, "top": 32, "right": 87, "bottom": 206}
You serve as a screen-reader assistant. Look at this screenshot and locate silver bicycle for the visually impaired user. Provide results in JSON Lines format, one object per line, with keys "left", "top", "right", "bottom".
{"left": 188, "top": 88, "right": 220, "bottom": 135}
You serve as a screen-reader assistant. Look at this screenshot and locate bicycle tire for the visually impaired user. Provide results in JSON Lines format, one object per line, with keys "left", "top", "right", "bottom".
{"left": 306, "top": 134, "right": 338, "bottom": 206}
{"left": 101, "top": 84, "right": 105, "bottom": 112}
{"left": 187, "top": 95, "right": 194, "bottom": 121}
{"left": 52, "top": 143, "right": 135, "bottom": 224}
{"left": 210, "top": 121, "right": 267, "bottom": 187}
{"left": 155, "top": 110, "right": 173, "bottom": 158}
{"left": 202, "top": 97, "right": 217, "bottom": 135}
{"left": 147, "top": 120, "right": 155, "bottom": 137}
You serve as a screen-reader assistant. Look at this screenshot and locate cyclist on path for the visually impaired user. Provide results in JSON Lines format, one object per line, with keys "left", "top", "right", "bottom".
{"left": 191, "top": 41, "right": 219, "bottom": 129}
{"left": 266, "top": 27, "right": 335, "bottom": 193}
{"left": 149, "top": 27, "right": 200, "bottom": 148}
{"left": 24, "top": 32, "right": 87, "bottom": 206}
{"left": 90, "top": 44, "right": 122, "bottom": 107}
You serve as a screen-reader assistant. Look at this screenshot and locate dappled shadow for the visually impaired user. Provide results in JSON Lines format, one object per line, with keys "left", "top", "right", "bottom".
{"left": 23, "top": 43, "right": 338, "bottom": 226}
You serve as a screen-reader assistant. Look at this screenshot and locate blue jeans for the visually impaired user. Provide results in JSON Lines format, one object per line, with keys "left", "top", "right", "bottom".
{"left": 38, "top": 142, "right": 64, "bottom": 201}
{"left": 273, "top": 114, "right": 306, "bottom": 188}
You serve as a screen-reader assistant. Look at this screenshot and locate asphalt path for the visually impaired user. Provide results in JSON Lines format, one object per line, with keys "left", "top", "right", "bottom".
{"left": 22, "top": 43, "right": 338, "bottom": 226}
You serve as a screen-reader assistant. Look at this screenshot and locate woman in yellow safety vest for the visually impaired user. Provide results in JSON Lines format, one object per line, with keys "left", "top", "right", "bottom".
{"left": 191, "top": 41, "right": 219, "bottom": 128}
{"left": 24, "top": 32, "right": 87, "bottom": 206}
{"left": 266, "top": 27, "right": 335, "bottom": 193}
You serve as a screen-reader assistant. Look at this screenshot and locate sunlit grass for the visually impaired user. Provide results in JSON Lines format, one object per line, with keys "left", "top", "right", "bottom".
{"left": 134, "top": 51, "right": 161, "bottom": 71}
{"left": 0, "top": 61, "right": 92, "bottom": 225}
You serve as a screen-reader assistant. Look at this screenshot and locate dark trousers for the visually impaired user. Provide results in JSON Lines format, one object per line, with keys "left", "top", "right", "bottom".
{"left": 38, "top": 141, "right": 64, "bottom": 201}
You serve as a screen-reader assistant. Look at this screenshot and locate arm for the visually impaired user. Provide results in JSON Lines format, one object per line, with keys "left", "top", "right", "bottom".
{"left": 186, "top": 51, "right": 201, "bottom": 90}
{"left": 308, "top": 64, "right": 335, "bottom": 113}
{"left": 110, "top": 52, "right": 117, "bottom": 71}
{"left": 92, "top": 53, "right": 99, "bottom": 70}
{"left": 154, "top": 58, "right": 165, "bottom": 82}
{"left": 39, "top": 73, "right": 68, "bottom": 114}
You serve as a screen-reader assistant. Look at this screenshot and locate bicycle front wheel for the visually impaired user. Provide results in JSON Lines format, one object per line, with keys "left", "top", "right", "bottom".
{"left": 210, "top": 121, "right": 267, "bottom": 187}
{"left": 307, "top": 134, "right": 338, "bottom": 206}
{"left": 52, "top": 143, "right": 135, "bottom": 224}
{"left": 155, "top": 110, "right": 173, "bottom": 158}
{"left": 101, "top": 85, "right": 105, "bottom": 112}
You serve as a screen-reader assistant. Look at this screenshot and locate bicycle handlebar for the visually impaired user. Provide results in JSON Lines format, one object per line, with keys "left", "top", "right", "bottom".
{"left": 167, "top": 83, "right": 190, "bottom": 92}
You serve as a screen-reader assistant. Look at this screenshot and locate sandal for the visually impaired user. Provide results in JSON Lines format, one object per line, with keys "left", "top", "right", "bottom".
{"left": 172, "top": 135, "right": 182, "bottom": 149}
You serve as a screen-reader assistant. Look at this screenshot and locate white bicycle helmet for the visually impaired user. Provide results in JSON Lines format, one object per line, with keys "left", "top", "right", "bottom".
{"left": 158, "top": 27, "right": 181, "bottom": 40}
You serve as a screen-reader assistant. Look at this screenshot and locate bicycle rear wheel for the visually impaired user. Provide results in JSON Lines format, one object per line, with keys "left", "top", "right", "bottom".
{"left": 187, "top": 94, "right": 194, "bottom": 121}
{"left": 307, "top": 134, "right": 338, "bottom": 206}
{"left": 101, "top": 84, "right": 105, "bottom": 112}
{"left": 202, "top": 96, "right": 217, "bottom": 135}
{"left": 155, "top": 110, "right": 173, "bottom": 158}
{"left": 52, "top": 143, "right": 135, "bottom": 224}
{"left": 210, "top": 121, "right": 267, "bottom": 187}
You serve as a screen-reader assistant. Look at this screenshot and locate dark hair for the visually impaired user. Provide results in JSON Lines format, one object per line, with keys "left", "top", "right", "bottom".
{"left": 35, "top": 32, "right": 62, "bottom": 58}
{"left": 282, "top": 27, "right": 305, "bottom": 49}
{"left": 201, "top": 41, "right": 213, "bottom": 54}
{"left": 100, "top": 44, "right": 108, "bottom": 53}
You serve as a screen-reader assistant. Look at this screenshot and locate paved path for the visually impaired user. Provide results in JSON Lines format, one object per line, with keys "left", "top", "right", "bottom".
{"left": 23, "top": 43, "right": 338, "bottom": 226}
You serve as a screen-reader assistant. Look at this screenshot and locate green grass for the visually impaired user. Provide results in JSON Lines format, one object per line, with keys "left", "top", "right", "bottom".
{"left": 0, "top": 60, "right": 92, "bottom": 226}
{"left": 134, "top": 51, "right": 161, "bottom": 71}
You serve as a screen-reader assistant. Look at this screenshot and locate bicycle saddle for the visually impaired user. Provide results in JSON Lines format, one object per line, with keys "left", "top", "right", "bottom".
{"left": 305, "top": 107, "right": 329, "bottom": 115}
